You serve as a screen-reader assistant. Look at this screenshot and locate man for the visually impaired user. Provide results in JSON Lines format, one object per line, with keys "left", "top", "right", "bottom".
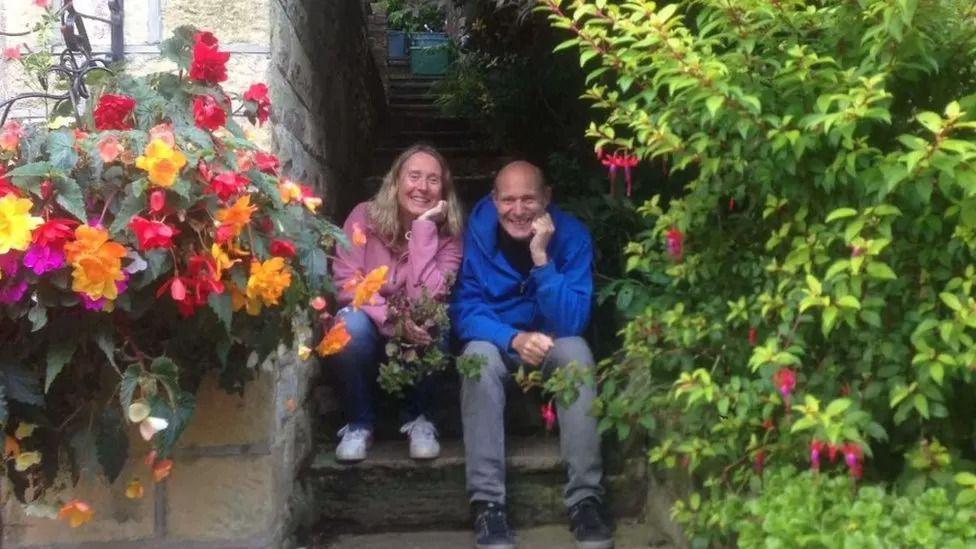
{"left": 451, "top": 161, "right": 613, "bottom": 549}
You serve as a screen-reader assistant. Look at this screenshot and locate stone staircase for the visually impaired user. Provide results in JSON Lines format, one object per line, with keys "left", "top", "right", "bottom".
{"left": 305, "top": 56, "right": 649, "bottom": 549}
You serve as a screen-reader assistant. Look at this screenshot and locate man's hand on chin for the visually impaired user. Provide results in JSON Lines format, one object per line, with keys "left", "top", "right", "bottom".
{"left": 529, "top": 213, "right": 554, "bottom": 266}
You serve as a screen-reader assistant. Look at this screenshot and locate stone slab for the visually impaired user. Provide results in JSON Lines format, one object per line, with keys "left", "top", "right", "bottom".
{"left": 166, "top": 454, "right": 273, "bottom": 541}
{"left": 178, "top": 373, "right": 273, "bottom": 448}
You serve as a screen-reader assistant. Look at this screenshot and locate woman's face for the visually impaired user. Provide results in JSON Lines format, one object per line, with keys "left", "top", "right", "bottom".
{"left": 396, "top": 151, "right": 444, "bottom": 220}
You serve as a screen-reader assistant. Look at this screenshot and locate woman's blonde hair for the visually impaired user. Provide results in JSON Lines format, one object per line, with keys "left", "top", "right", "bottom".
{"left": 366, "top": 144, "right": 464, "bottom": 245}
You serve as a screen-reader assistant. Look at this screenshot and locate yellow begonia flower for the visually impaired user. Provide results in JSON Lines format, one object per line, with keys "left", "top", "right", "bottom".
{"left": 125, "top": 478, "right": 144, "bottom": 500}
{"left": 63, "top": 225, "right": 127, "bottom": 301}
{"left": 210, "top": 243, "right": 238, "bottom": 279}
{"left": 135, "top": 139, "right": 187, "bottom": 188}
{"left": 245, "top": 257, "right": 292, "bottom": 312}
{"left": 0, "top": 195, "right": 43, "bottom": 254}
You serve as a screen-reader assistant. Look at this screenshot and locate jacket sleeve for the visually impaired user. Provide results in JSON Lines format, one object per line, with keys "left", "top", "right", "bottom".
{"left": 405, "top": 219, "right": 463, "bottom": 300}
{"left": 450, "top": 234, "right": 518, "bottom": 351}
{"left": 530, "top": 231, "right": 594, "bottom": 337}
{"left": 332, "top": 205, "right": 388, "bottom": 327}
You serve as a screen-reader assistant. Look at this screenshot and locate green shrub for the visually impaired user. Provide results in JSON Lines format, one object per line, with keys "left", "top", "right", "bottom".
{"left": 541, "top": 0, "right": 976, "bottom": 544}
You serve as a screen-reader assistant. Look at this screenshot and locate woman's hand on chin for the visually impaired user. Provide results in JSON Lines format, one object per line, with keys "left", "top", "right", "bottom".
{"left": 418, "top": 200, "right": 447, "bottom": 224}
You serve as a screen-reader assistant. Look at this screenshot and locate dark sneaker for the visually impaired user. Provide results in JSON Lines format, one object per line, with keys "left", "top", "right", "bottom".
{"left": 568, "top": 497, "right": 614, "bottom": 549}
{"left": 472, "top": 501, "right": 515, "bottom": 549}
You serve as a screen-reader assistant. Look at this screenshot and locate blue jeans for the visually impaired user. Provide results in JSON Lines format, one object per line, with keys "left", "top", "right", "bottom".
{"left": 329, "top": 308, "right": 437, "bottom": 430}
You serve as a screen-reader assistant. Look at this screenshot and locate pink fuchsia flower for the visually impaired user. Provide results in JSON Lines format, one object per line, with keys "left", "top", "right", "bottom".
{"left": 842, "top": 442, "right": 863, "bottom": 479}
{"left": 665, "top": 228, "right": 684, "bottom": 261}
{"left": 748, "top": 327, "right": 758, "bottom": 346}
{"left": 541, "top": 401, "right": 557, "bottom": 432}
{"left": 772, "top": 367, "right": 797, "bottom": 401}
{"left": 24, "top": 244, "right": 65, "bottom": 275}
{"left": 810, "top": 439, "right": 826, "bottom": 472}
{"left": 0, "top": 279, "right": 28, "bottom": 304}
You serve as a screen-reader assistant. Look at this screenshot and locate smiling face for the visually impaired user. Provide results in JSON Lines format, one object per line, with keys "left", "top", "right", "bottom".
{"left": 396, "top": 151, "right": 444, "bottom": 220}
{"left": 493, "top": 162, "right": 550, "bottom": 241}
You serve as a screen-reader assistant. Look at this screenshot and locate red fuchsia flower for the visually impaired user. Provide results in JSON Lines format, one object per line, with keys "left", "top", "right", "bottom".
{"left": 193, "top": 95, "right": 227, "bottom": 131}
{"left": 243, "top": 83, "right": 271, "bottom": 126}
{"left": 150, "top": 189, "right": 167, "bottom": 214}
{"left": 810, "top": 439, "right": 826, "bottom": 472}
{"left": 772, "top": 367, "right": 797, "bottom": 401}
{"left": 269, "top": 239, "right": 296, "bottom": 258}
{"left": 729, "top": 197, "right": 736, "bottom": 211}
{"left": 129, "top": 216, "right": 179, "bottom": 250}
{"left": 842, "top": 442, "right": 864, "bottom": 479}
{"left": 850, "top": 245, "right": 866, "bottom": 258}
{"left": 3, "top": 45, "right": 22, "bottom": 61}
{"left": 93, "top": 94, "right": 137, "bottom": 131}
{"left": 255, "top": 152, "right": 280, "bottom": 175}
{"left": 40, "top": 179, "right": 54, "bottom": 200}
{"left": 0, "top": 121, "right": 26, "bottom": 152}
{"left": 827, "top": 443, "right": 840, "bottom": 463}
{"left": 597, "top": 150, "right": 640, "bottom": 197}
{"left": 24, "top": 244, "right": 65, "bottom": 275}
{"left": 665, "top": 228, "right": 684, "bottom": 261}
{"left": 753, "top": 450, "right": 766, "bottom": 474}
{"left": 209, "top": 171, "right": 249, "bottom": 201}
{"left": 541, "top": 401, "right": 557, "bottom": 432}
{"left": 33, "top": 218, "right": 79, "bottom": 247}
{"left": 748, "top": 327, "right": 758, "bottom": 346}
{"left": 762, "top": 419, "right": 775, "bottom": 431}
{"left": 189, "top": 31, "right": 230, "bottom": 85}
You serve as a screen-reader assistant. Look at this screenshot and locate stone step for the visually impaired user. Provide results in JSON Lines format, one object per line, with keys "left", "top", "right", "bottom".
{"left": 317, "top": 521, "right": 672, "bottom": 548}
{"left": 389, "top": 102, "right": 442, "bottom": 114}
{"left": 387, "top": 114, "right": 472, "bottom": 132}
{"left": 388, "top": 93, "right": 440, "bottom": 106}
{"left": 389, "top": 79, "right": 440, "bottom": 93}
{"left": 305, "top": 436, "right": 647, "bottom": 536}
{"left": 369, "top": 148, "right": 506, "bottom": 177}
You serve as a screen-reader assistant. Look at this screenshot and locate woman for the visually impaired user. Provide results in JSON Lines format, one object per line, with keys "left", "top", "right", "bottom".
{"left": 330, "top": 144, "right": 464, "bottom": 462}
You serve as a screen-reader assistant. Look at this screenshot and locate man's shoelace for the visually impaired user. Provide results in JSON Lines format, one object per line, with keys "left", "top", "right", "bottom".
{"left": 476, "top": 507, "right": 511, "bottom": 538}
{"left": 337, "top": 425, "right": 370, "bottom": 441}
{"left": 400, "top": 416, "right": 438, "bottom": 440}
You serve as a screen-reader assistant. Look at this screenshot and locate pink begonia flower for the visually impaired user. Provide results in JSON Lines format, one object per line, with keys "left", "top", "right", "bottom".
{"left": 0, "top": 280, "right": 28, "bottom": 304}
{"left": 24, "top": 244, "right": 65, "bottom": 275}
{"left": 0, "top": 251, "right": 22, "bottom": 277}
{"left": 2, "top": 46, "right": 22, "bottom": 61}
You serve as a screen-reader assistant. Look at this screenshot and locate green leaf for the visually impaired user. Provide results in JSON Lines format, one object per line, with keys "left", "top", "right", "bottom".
{"left": 109, "top": 192, "right": 145, "bottom": 237}
{"left": 54, "top": 177, "right": 87, "bottom": 221}
{"left": 149, "top": 391, "right": 196, "bottom": 459}
{"left": 939, "top": 292, "right": 962, "bottom": 311}
{"left": 95, "top": 407, "right": 129, "bottom": 483}
{"left": 45, "top": 339, "right": 76, "bottom": 393}
{"left": 208, "top": 292, "right": 233, "bottom": 333}
{"left": 28, "top": 304, "right": 47, "bottom": 332}
{"left": 914, "top": 394, "right": 929, "bottom": 418}
{"left": 120, "top": 365, "right": 142, "bottom": 410}
{"left": 706, "top": 96, "right": 724, "bottom": 117}
{"left": 866, "top": 262, "right": 897, "bottom": 280}
{"left": 6, "top": 161, "right": 54, "bottom": 195}
{"left": 151, "top": 357, "right": 180, "bottom": 404}
{"left": 0, "top": 362, "right": 43, "bottom": 406}
{"left": 955, "top": 472, "right": 976, "bottom": 487}
{"left": 825, "top": 398, "right": 852, "bottom": 417}
{"left": 826, "top": 208, "right": 858, "bottom": 222}
{"left": 47, "top": 131, "right": 78, "bottom": 171}
{"left": 836, "top": 295, "right": 861, "bottom": 309}
{"left": 93, "top": 324, "right": 117, "bottom": 368}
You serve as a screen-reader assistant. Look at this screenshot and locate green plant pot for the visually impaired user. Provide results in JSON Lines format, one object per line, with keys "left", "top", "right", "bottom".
{"left": 409, "top": 33, "right": 449, "bottom": 76}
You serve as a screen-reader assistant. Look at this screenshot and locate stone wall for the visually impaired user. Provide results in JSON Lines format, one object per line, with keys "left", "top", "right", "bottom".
{"left": 0, "top": 0, "right": 385, "bottom": 546}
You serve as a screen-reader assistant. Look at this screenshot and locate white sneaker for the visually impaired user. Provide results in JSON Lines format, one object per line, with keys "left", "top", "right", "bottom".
{"left": 400, "top": 415, "right": 440, "bottom": 460}
{"left": 335, "top": 425, "right": 372, "bottom": 462}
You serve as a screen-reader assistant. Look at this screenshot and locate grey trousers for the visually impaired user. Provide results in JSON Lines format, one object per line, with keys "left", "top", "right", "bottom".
{"left": 461, "top": 337, "right": 605, "bottom": 508}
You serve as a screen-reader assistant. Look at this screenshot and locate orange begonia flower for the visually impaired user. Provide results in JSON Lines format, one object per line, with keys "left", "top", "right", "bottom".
{"left": 316, "top": 319, "right": 351, "bottom": 357}
{"left": 63, "top": 225, "right": 127, "bottom": 301}
{"left": 343, "top": 265, "right": 388, "bottom": 309}
{"left": 215, "top": 194, "right": 257, "bottom": 238}
{"left": 352, "top": 223, "right": 367, "bottom": 247}
{"left": 245, "top": 257, "right": 292, "bottom": 313}
{"left": 4, "top": 435, "right": 20, "bottom": 457}
{"left": 125, "top": 478, "right": 145, "bottom": 499}
{"left": 58, "top": 500, "right": 94, "bottom": 528}
{"left": 152, "top": 459, "right": 174, "bottom": 482}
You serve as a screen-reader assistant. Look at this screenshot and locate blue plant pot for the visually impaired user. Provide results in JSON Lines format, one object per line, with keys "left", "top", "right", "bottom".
{"left": 388, "top": 31, "right": 408, "bottom": 59}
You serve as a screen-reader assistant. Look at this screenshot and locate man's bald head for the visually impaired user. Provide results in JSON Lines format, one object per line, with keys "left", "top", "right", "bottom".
{"left": 492, "top": 160, "right": 551, "bottom": 241}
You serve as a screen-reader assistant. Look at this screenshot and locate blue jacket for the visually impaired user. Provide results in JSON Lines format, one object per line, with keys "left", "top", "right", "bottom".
{"left": 450, "top": 196, "right": 594, "bottom": 351}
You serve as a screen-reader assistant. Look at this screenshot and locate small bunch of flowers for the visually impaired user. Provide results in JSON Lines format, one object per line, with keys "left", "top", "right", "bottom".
{"left": 810, "top": 439, "right": 865, "bottom": 479}
{"left": 0, "top": 27, "right": 346, "bottom": 521}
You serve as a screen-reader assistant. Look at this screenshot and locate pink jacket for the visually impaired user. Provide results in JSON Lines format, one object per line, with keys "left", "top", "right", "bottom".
{"left": 332, "top": 201, "right": 463, "bottom": 336}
